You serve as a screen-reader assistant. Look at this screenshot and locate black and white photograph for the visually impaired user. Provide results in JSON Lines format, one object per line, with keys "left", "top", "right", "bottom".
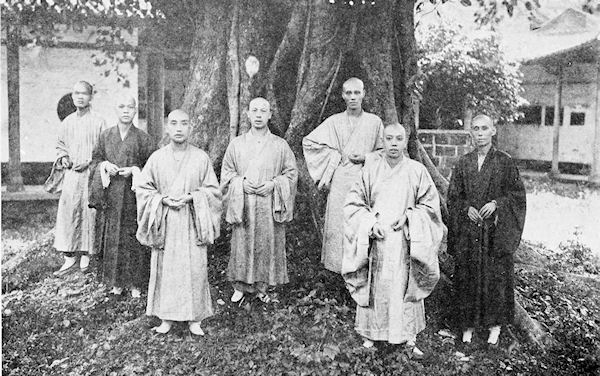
{"left": 1, "top": 0, "right": 599, "bottom": 374}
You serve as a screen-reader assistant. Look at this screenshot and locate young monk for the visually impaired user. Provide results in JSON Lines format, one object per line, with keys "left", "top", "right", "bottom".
{"left": 89, "top": 94, "right": 155, "bottom": 297}
{"left": 135, "top": 109, "right": 222, "bottom": 335}
{"left": 447, "top": 114, "right": 526, "bottom": 346}
{"left": 221, "top": 97, "right": 298, "bottom": 304}
{"left": 343, "top": 123, "right": 444, "bottom": 357}
{"left": 303, "top": 77, "right": 383, "bottom": 274}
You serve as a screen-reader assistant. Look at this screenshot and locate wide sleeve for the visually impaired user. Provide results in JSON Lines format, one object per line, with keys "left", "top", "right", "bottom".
{"left": 190, "top": 157, "right": 223, "bottom": 245}
{"left": 446, "top": 159, "right": 468, "bottom": 256}
{"left": 272, "top": 142, "right": 298, "bottom": 223}
{"left": 494, "top": 157, "right": 526, "bottom": 256}
{"left": 135, "top": 154, "right": 168, "bottom": 249}
{"left": 220, "top": 142, "right": 244, "bottom": 224}
{"left": 302, "top": 118, "right": 342, "bottom": 187}
{"left": 341, "top": 159, "right": 377, "bottom": 307}
{"left": 88, "top": 133, "right": 108, "bottom": 209}
{"left": 404, "top": 166, "right": 444, "bottom": 302}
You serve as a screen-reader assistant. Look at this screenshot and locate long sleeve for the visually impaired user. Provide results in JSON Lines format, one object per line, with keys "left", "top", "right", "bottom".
{"left": 446, "top": 160, "right": 467, "bottom": 256}
{"left": 220, "top": 142, "right": 245, "bottom": 224}
{"left": 190, "top": 158, "right": 223, "bottom": 245}
{"left": 135, "top": 155, "right": 167, "bottom": 249}
{"left": 404, "top": 167, "right": 444, "bottom": 302}
{"left": 493, "top": 157, "right": 527, "bottom": 256}
{"left": 272, "top": 143, "right": 298, "bottom": 223}
{"left": 341, "top": 162, "right": 377, "bottom": 307}
{"left": 302, "top": 118, "right": 342, "bottom": 187}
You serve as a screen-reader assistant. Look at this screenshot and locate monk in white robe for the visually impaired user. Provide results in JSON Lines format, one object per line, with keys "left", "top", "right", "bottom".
{"left": 221, "top": 97, "right": 297, "bottom": 304}
{"left": 136, "top": 109, "right": 222, "bottom": 335}
{"left": 303, "top": 77, "right": 383, "bottom": 273}
{"left": 54, "top": 81, "right": 106, "bottom": 276}
{"left": 343, "top": 123, "right": 444, "bottom": 357}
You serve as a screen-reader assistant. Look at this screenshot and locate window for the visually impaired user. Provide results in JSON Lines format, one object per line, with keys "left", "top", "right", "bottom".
{"left": 570, "top": 112, "right": 585, "bottom": 126}
{"left": 514, "top": 105, "right": 542, "bottom": 125}
{"left": 545, "top": 106, "right": 564, "bottom": 126}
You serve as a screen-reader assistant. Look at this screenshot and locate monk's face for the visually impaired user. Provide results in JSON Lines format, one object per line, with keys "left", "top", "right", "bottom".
{"left": 167, "top": 111, "right": 191, "bottom": 144}
{"left": 247, "top": 98, "right": 272, "bottom": 130}
{"left": 383, "top": 124, "right": 407, "bottom": 160}
{"left": 342, "top": 81, "right": 364, "bottom": 111}
{"left": 470, "top": 117, "right": 496, "bottom": 149}
{"left": 72, "top": 82, "right": 92, "bottom": 109}
{"left": 115, "top": 97, "right": 136, "bottom": 125}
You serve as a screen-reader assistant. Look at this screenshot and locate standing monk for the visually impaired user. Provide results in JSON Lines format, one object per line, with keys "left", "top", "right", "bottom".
{"left": 136, "top": 109, "right": 222, "bottom": 335}
{"left": 89, "top": 95, "right": 155, "bottom": 297}
{"left": 343, "top": 123, "right": 444, "bottom": 356}
{"left": 447, "top": 114, "right": 526, "bottom": 346}
{"left": 221, "top": 97, "right": 298, "bottom": 304}
{"left": 53, "top": 81, "right": 106, "bottom": 276}
{"left": 303, "top": 77, "right": 383, "bottom": 273}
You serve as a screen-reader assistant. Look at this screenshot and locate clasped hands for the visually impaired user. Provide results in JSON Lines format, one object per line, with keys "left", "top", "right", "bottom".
{"left": 243, "top": 179, "right": 275, "bottom": 196}
{"left": 104, "top": 162, "right": 134, "bottom": 177}
{"left": 370, "top": 214, "right": 407, "bottom": 240}
{"left": 162, "top": 194, "right": 193, "bottom": 210}
{"left": 467, "top": 201, "right": 497, "bottom": 223}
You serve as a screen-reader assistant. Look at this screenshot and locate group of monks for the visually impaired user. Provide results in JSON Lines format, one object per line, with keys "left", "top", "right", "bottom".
{"left": 50, "top": 77, "right": 526, "bottom": 356}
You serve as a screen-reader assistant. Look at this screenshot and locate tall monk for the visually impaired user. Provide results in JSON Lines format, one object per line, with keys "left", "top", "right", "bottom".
{"left": 447, "top": 114, "right": 526, "bottom": 346}
{"left": 53, "top": 81, "right": 106, "bottom": 276}
{"left": 221, "top": 97, "right": 298, "bottom": 304}
{"left": 89, "top": 95, "right": 155, "bottom": 297}
{"left": 343, "top": 123, "right": 444, "bottom": 357}
{"left": 303, "top": 77, "right": 383, "bottom": 273}
{"left": 136, "top": 109, "right": 222, "bottom": 335}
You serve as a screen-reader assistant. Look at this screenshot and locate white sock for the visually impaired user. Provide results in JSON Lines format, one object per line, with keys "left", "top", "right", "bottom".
{"left": 462, "top": 328, "right": 474, "bottom": 343}
{"left": 487, "top": 325, "right": 501, "bottom": 344}
{"left": 58, "top": 256, "right": 77, "bottom": 271}
{"left": 79, "top": 255, "right": 90, "bottom": 269}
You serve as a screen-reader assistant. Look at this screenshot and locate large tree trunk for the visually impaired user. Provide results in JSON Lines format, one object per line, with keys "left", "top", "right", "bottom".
{"left": 181, "top": 0, "right": 551, "bottom": 350}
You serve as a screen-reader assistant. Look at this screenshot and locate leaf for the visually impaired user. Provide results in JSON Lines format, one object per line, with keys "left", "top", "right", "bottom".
{"left": 460, "top": 0, "right": 471, "bottom": 6}
{"left": 322, "top": 344, "right": 340, "bottom": 360}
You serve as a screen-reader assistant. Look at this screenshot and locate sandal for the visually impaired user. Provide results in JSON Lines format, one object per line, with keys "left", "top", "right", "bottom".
{"left": 256, "top": 292, "right": 272, "bottom": 303}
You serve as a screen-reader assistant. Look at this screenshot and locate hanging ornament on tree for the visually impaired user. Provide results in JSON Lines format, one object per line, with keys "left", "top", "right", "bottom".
{"left": 245, "top": 55, "right": 259, "bottom": 78}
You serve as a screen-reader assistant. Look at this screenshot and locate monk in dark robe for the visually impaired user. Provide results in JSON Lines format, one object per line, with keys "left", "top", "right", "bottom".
{"left": 89, "top": 95, "right": 155, "bottom": 297}
{"left": 447, "top": 114, "right": 526, "bottom": 346}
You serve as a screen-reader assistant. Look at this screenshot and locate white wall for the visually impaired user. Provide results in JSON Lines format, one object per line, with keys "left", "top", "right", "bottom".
{"left": 1, "top": 27, "right": 138, "bottom": 162}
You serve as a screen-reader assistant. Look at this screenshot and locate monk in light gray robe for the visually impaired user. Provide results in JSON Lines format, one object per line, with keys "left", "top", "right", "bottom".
{"left": 136, "top": 109, "right": 221, "bottom": 335}
{"left": 53, "top": 81, "right": 106, "bottom": 276}
{"left": 221, "top": 98, "right": 297, "bottom": 303}
{"left": 303, "top": 77, "right": 383, "bottom": 273}
{"left": 343, "top": 123, "right": 444, "bottom": 356}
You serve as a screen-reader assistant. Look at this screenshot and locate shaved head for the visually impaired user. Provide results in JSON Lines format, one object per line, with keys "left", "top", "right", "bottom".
{"left": 342, "top": 77, "right": 364, "bottom": 92}
{"left": 115, "top": 94, "right": 137, "bottom": 108}
{"left": 115, "top": 93, "right": 137, "bottom": 124}
{"left": 472, "top": 114, "right": 494, "bottom": 127}
{"left": 168, "top": 109, "right": 190, "bottom": 122}
{"left": 249, "top": 97, "right": 270, "bottom": 110}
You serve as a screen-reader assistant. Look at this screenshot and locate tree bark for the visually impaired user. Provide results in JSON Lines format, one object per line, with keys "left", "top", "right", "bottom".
{"left": 179, "top": 1, "right": 552, "bottom": 350}
{"left": 7, "top": 22, "right": 24, "bottom": 192}
{"left": 182, "top": 0, "right": 231, "bottom": 165}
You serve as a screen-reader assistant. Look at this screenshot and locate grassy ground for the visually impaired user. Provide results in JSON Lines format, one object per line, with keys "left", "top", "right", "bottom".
{"left": 2, "top": 179, "right": 600, "bottom": 375}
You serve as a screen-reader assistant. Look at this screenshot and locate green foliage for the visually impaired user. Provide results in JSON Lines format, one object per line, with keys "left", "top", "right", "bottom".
{"left": 417, "top": 23, "right": 526, "bottom": 129}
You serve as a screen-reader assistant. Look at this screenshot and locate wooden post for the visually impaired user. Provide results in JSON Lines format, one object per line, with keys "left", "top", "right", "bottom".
{"left": 551, "top": 65, "right": 563, "bottom": 177}
{"left": 590, "top": 61, "right": 600, "bottom": 185}
{"left": 7, "top": 23, "right": 24, "bottom": 192}
{"left": 463, "top": 105, "right": 473, "bottom": 131}
{"left": 146, "top": 52, "right": 165, "bottom": 143}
